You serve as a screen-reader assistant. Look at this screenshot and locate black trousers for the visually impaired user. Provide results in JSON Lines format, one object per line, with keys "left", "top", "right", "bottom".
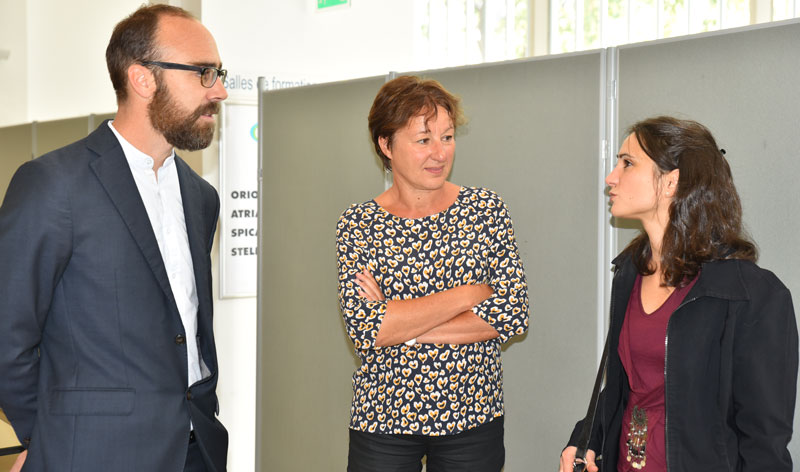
{"left": 348, "top": 417, "right": 504, "bottom": 472}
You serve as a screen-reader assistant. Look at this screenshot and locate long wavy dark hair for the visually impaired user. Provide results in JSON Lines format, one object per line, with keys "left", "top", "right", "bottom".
{"left": 620, "top": 116, "right": 757, "bottom": 286}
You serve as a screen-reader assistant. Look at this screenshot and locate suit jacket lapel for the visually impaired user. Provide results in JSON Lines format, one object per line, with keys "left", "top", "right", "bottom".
{"left": 175, "top": 157, "right": 218, "bottom": 374}
{"left": 176, "top": 157, "right": 210, "bottom": 302}
{"left": 175, "top": 158, "right": 213, "bottom": 332}
{"left": 87, "top": 123, "right": 179, "bottom": 312}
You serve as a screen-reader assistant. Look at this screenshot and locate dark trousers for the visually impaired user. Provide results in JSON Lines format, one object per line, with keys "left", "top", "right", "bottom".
{"left": 348, "top": 417, "right": 504, "bottom": 472}
{"left": 183, "top": 433, "right": 209, "bottom": 472}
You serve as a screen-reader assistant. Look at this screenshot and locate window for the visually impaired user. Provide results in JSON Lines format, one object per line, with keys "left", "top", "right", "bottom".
{"left": 773, "top": 0, "right": 800, "bottom": 19}
{"left": 413, "top": 0, "right": 530, "bottom": 70}
{"left": 413, "top": 0, "right": 798, "bottom": 63}
{"left": 551, "top": 0, "right": 799, "bottom": 54}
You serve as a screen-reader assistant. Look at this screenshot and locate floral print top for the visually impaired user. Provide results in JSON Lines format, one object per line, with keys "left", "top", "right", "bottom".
{"left": 336, "top": 186, "right": 529, "bottom": 436}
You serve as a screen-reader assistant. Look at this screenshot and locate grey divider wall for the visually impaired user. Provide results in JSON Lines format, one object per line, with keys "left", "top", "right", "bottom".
{"left": 257, "top": 52, "right": 607, "bottom": 469}
{"left": 257, "top": 76, "right": 388, "bottom": 471}
{"left": 1, "top": 114, "right": 118, "bottom": 199}
{"left": 34, "top": 117, "right": 92, "bottom": 157}
{"left": 0, "top": 124, "right": 33, "bottom": 198}
{"left": 420, "top": 55, "right": 604, "bottom": 470}
{"left": 617, "top": 20, "right": 800, "bottom": 457}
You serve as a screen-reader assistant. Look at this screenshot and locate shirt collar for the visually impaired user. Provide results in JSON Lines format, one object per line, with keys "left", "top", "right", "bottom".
{"left": 108, "top": 121, "right": 175, "bottom": 171}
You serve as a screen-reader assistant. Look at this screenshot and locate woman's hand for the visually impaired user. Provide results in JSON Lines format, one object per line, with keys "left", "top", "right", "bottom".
{"left": 355, "top": 268, "right": 495, "bottom": 346}
{"left": 559, "top": 446, "right": 597, "bottom": 472}
{"left": 10, "top": 450, "right": 27, "bottom": 472}
{"left": 355, "top": 269, "right": 385, "bottom": 302}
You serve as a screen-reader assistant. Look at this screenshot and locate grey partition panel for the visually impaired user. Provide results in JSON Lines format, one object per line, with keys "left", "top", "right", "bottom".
{"left": 94, "top": 113, "right": 116, "bottom": 124}
{"left": 0, "top": 124, "right": 33, "bottom": 199}
{"left": 89, "top": 113, "right": 117, "bottom": 135}
{"left": 618, "top": 20, "right": 800, "bottom": 458}
{"left": 258, "top": 76, "right": 387, "bottom": 471}
{"left": 34, "top": 117, "right": 91, "bottom": 157}
{"left": 178, "top": 149, "right": 204, "bottom": 174}
{"left": 421, "top": 54, "right": 604, "bottom": 468}
{"left": 258, "top": 53, "right": 606, "bottom": 469}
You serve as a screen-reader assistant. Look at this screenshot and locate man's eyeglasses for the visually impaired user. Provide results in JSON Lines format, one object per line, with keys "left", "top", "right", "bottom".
{"left": 140, "top": 61, "right": 227, "bottom": 88}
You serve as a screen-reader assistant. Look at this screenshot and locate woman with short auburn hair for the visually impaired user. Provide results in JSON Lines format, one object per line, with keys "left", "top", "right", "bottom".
{"left": 560, "top": 116, "right": 797, "bottom": 472}
{"left": 336, "top": 75, "right": 529, "bottom": 471}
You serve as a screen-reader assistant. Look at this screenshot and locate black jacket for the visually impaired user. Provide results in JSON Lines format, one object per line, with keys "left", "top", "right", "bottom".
{"left": 569, "top": 254, "right": 798, "bottom": 471}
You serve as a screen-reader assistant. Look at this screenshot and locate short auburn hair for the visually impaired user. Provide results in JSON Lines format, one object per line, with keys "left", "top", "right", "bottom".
{"left": 368, "top": 76, "right": 465, "bottom": 171}
{"left": 106, "top": 4, "right": 195, "bottom": 103}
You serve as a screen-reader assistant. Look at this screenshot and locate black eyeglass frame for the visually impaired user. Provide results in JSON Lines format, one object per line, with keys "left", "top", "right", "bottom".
{"left": 140, "top": 61, "right": 227, "bottom": 88}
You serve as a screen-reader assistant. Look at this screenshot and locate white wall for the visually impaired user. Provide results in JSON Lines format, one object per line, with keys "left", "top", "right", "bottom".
{"left": 198, "top": 4, "right": 418, "bottom": 470}
{"left": 203, "top": 0, "right": 416, "bottom": 88}
{"left": 0, "top": 1, "right": 420, "bottom": 470}
{"left": 201, "top": 137, "right": 258, "bottom": 472}
{"left": 0, "top": 0, "right": 29, "bottom": 127}
{"left": 1, "top": 1, "right": 419, "bottom": 126}
{"left": 24, "top": 0, "right": 142, "bottom": 124}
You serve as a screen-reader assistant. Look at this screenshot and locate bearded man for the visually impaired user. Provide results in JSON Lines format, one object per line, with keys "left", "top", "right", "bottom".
{"left": 0, "top": 5, "right": 228, "bottom": 471}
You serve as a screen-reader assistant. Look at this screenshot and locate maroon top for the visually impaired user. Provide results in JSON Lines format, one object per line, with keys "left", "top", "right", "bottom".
{"left": 617, "top": 274, "right": 697, "bottom": 472}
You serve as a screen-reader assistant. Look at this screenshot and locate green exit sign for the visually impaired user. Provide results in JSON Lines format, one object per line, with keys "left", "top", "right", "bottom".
{"left": 318, "top": 0, "right": 349, "bottom": 8}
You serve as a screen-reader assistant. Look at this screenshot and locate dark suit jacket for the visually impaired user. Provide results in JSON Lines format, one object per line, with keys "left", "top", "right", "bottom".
{"left": 0, "top": 122, "right": 227, "bottom": 471}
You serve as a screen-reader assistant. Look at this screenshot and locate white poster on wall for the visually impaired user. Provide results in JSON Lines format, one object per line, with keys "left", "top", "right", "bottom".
{"left": 220, "top": 102, "right": 259, "bottom": 298}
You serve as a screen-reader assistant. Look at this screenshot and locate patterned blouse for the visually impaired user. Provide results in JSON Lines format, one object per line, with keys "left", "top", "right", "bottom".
{"left": 336, "top": 186, "right": 529, "bottom": 436}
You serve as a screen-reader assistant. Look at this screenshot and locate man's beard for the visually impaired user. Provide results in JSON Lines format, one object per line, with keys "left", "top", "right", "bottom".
{"left": 148, "top": 81, "right": 219, "bottom": 151}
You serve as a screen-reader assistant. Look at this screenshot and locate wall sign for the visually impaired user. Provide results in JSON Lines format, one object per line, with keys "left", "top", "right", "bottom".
{"left": 220, "top": 102, "right": 258, "bottom": 298}
{"left": 318, "top": 0, "right": 350, "bottom": 9}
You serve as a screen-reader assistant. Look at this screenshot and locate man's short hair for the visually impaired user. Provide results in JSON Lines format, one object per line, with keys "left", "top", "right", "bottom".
{"left": 106, "top": 4, "right": 195, "bottom": 103}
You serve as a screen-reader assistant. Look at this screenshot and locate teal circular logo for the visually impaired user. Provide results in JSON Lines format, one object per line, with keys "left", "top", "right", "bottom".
{"left": 250, "top": 123, "right": 259, "bottom": 141}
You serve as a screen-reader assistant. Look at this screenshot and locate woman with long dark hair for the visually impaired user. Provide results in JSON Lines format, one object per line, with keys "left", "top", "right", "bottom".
{"left": 560, "top": 116, "right": 797, "bottom": 471}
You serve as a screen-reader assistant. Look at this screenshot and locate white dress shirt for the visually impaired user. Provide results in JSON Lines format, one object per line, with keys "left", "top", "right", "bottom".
{"left": 108, "top": 121, "right": 203, "bottom": 389}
